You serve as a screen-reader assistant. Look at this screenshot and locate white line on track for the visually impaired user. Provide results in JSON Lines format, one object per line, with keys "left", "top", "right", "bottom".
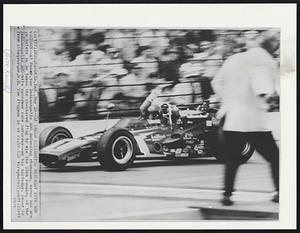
{"left": 92, "top": 208, "right": 194, "bottom": 220}
{"left": 42, "top": 182, "right": 273, "bottom": 202}
{"left": 41, "top": 182, "right": 278, "bottom": 221}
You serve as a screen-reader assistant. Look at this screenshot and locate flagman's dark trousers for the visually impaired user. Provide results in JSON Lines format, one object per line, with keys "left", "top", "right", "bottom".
{"left": 221, "top": 131, "right": 279, "bottom": 197}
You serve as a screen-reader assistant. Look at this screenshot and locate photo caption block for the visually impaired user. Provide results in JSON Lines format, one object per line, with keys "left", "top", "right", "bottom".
{"left": 11, "top": 27, "right": 40, "bottom": 221}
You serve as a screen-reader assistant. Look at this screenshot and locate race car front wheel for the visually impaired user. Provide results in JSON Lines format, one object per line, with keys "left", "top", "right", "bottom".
{"left": 97, "top": 127, "right": 136, "bottom": 171}
{"left": 39, "top": 126, "right": 73, "bottom": 168}
{"left": 39, "top": 126, "right": 73, "bottom": 149}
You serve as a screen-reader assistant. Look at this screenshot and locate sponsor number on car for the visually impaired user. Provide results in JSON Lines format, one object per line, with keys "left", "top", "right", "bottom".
{"left": 67, "top": 153, "right": 80, "bottom": 161}
{"left": 151, "top": 134, "right": 166, "bottom": 141}
{"left": 197, "top": 150, "right": 204, "bottom": 155}
{"left": 176, "top": 148, "right": 182, "bottom": 153}
{"left": 206, "top": 120, "right": 213, "bottom": 126}
{"left": 176, "top": 152, "right": 189, "bottom": 157}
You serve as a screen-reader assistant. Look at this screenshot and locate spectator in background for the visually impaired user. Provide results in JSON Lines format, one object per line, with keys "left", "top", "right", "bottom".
{"left": 57, "top": 50, "right": 72, "bottom": 66}
{"left": 131, "top": 45, "right": 159, "bottom": 80}
{"left": 95, "top": 68, "right": 128, "bottom": 110}
{"left": 105, "top": 29, "right": 127, "bottom": 50}
{"left": 194, "top": 41, "right": 224, "bottom": 99}
{"left": 74, "top": 85, "right": 98, "bottom": 120}
{"left": 105, "top": 29, "right": 139, "bottom": 63}
{"left": 120, "top": 63, "right": 148, "bottom": 100}
{"left": 194, "top": 41, "right": 212, "bottom": 59}
{"left": 39, "top": 41, "right": 67, "bottom": 67}
{"left": 159, "top": 47, "right": 181, "bottom": 83}
{"left": 83, "top": 30, "right": 106, "bottom": 49}
{"left": 203, "top": 44, "right": 224, "bottom": 78}
{"left": 138, "top": 29, "right": 155, "bottom": 47}
{"left": 119, "top": 29, "right": 139, "bottom": 62}
{"left": 180, "top": 44, "right": 202, "bottom": 71}
{"left": 70, "top": 43, "right": 105, "bottom": 83}
{"left": 150, "top": 29, "right": 170, "bottom": 58}
{"left": 72, "top": 43, "right": 104, "bottom": 65}
{"left": 54, "top": 72, "right": 76, "bottom": 116}
{"left": 39, "top": 70, "right": 75, "bottom": 121}
{"left": 243, "top": 30, "right": 260, "bottom": 50}
{"left": 97, "top": 46, "right": 124, "bottom": 75}
{"left": 168, "top": 80, "right": 194, "bottom": 105}
{"left": 39, "top": 70, "right": 58, "bottom": 121}
{"left": 223, "top": 37, "right": 240, "bottom": 59}
{"left": 179, "top": 46, "right": 205, "bottom": 102}
{"left": 182, "top": 43, "right": 198, "bottom": 60}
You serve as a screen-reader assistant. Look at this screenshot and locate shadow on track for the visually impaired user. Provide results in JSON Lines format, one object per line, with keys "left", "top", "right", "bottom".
{"left": 41, "top": 158, "right": 222, "bottom": 173}
{"left": 132, "top": 158, "right": 221, "bottom": 168}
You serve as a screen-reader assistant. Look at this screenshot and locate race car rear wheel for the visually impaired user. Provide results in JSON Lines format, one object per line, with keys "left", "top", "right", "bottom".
{"left": 206, "top": 128, "right": 254, "bottom": 164}
{"left": 39, "top": 126, "right": 73, "bottom": 168}
{"left": 237, "top": 142, "right": 255, "bottom": 164}
{"left": 211, "top": 141, "right": 254, "bottom": 164}
{"left": 97, "top": 127, "right": 136, "bottom": 171}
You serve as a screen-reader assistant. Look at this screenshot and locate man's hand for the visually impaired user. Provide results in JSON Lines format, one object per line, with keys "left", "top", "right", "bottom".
{"left": 266, "top": 94, "right": 280, "bottom": 112}
{"left": 259, "top": 94, "right": 280, "bottom": 112}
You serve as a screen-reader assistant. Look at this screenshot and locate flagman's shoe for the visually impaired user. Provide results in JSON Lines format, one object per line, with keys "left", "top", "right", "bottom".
{"left": 221, "top": 195, "right": 234, "bottom": 206}
{"left": 271, "top": 192, "right": 279, "bottom": 203}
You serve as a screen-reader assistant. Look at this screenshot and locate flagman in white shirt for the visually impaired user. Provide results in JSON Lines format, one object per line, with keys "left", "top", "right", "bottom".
{"left": 211, "top": 30, "right": 280, "bottom": 206}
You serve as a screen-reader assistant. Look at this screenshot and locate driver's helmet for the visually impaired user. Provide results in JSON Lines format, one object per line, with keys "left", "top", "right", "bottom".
{"left": 203, "top": 100, "right": 209, "bottom": 109}
{"left": 160, "top": 103, "right": 170, "bottom": 114}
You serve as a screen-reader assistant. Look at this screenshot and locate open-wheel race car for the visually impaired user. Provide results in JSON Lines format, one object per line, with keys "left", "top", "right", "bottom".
{"left": 39, "top": 96, "right": 255, "bottom": 171}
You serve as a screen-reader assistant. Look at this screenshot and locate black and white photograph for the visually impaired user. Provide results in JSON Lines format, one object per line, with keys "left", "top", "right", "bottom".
{"left": 4, "top": 3, "right": 296, "bottom": 230}
{"left": 38, "top": 27, "right": 281, "bottom": 221}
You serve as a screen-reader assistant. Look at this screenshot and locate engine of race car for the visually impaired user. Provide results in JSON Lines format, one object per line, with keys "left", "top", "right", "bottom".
{"left": 156, "top": 100, "right": 218, "bottom": 158}
{"left": 157, "top": 100, "right": 215, "bottom": 128}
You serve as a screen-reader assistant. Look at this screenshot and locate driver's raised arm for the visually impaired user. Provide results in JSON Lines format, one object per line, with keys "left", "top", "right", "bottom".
{"left": 139, "top": 88, "right": 161, "bottom": 114}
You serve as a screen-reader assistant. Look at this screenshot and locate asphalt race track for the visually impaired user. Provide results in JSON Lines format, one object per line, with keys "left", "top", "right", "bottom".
{"left": 39, "top": 113, "right": 279, "bottom": 221}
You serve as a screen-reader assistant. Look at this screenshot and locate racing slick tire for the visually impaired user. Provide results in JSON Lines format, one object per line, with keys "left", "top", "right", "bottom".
{"left": 39, "top": 126, "right": 73, "bottom": 168}
{"left": 97, "top": 127, "right": 136, "bottom": 171}
{"left": 236, "top": 142, "right": 255, "bottom": 164}
{"left": 206, "top": 128, "right": 254, "bottom": 164}
{"left": 210, "top": 142, "right": 254, "bottom": 164}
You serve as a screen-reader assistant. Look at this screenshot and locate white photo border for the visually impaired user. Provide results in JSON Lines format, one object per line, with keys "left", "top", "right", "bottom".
{"left": 3, "top": 3, "right": 297, "bottom": 230}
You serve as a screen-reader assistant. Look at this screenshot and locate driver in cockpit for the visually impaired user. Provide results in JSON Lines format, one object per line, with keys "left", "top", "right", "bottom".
{"left": 139, "top": 83, "right": 180, "bottom": 124}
